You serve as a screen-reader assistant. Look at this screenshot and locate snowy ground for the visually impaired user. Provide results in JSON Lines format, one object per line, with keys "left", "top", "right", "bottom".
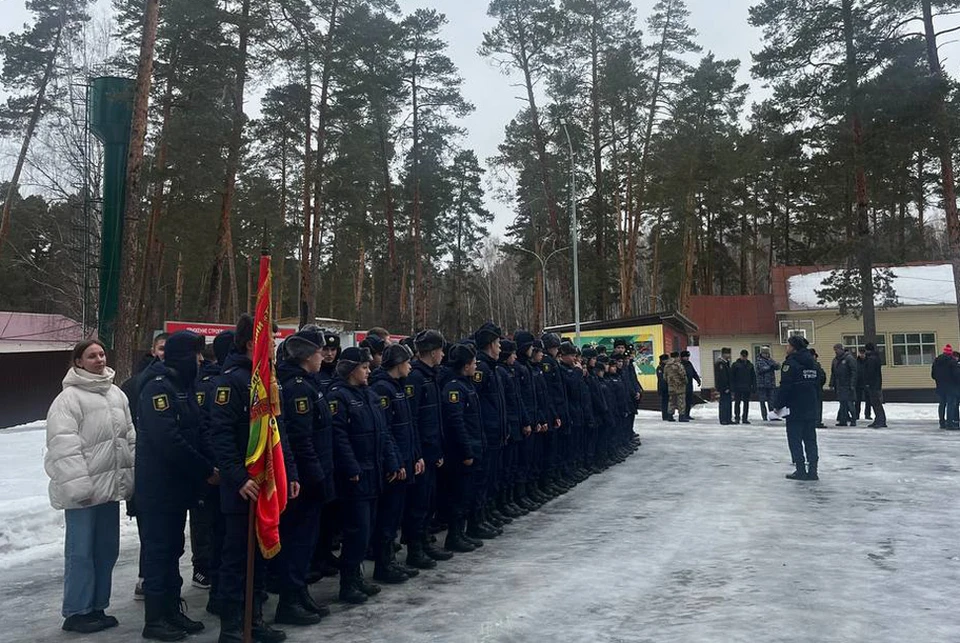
{"left": 2, "top": 403, "right": 960, "bottom": 642}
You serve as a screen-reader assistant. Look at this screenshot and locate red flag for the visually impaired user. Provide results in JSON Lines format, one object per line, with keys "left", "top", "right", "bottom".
{"left": 246, "top": 252, "right": 287, "bottom": 559}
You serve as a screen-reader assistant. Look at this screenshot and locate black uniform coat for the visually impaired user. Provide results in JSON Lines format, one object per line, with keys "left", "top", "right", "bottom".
{"left": 560, "top": 362, "right": 586, "bottom": 430}
{"left": 278, "top": 360, "right": 335, "bottom": 501}
{"left": 715, "top": 359, "right": 732, "bottom": 394}
{"left": 531, "top": 364, "right": 553, "bottom": 426}
{"left": 136, "top": 360, "right": 214, "bottom": 512}
{"left": 497, "top": 361, "right": 528, "bottom": 441}
{"left": 407, "top": 360, "right": 445, "bottom": 465}
{"left": 441, "top": 375, "right": 484, "bottom": 462}
{"left": 475, "top": 352, "right": 508, "bottom": 448}
{"left": 208, "top": 353, "right": 299, "bottom": 515}
{"left": 539, "top": 354, "right": 569, "bottom": 428}
{"left": 775, "top": 349, "right": 821, "bottom": 421}
{"left": 515, "top": 357, "right": 542, "bottom": 428}
{"left": 370, "top": 369, "right": 420, "bottom": 484}
{"left": 328, "top": 379, "right": 400, "bottom": 501}
{"left": 730, "top": 358, "right": 757, "bottom": 394}
{"left": 932, "top": 354, "right": 960, "bottom": 395}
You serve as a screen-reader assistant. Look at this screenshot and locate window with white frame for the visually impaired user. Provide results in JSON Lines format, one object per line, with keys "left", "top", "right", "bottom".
{"left": 842, "top": 334, "right": 887, "bottom": 366}
{"left": 890, "top": 333, "right": 937, "bottom": 366}
{"left": 779, "top": 320, "right": 814, "bottom": 345}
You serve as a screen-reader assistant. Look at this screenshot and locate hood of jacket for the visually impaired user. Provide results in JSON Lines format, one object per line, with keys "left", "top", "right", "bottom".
{"left": 63, "top": 366, "right": 117, "bottom": 396}
{"left": 790, "top": 348, "right": 817, "bottom": 369}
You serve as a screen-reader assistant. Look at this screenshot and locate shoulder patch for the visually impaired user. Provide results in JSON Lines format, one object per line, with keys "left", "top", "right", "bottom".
{"left": 380, "top": 396, "right": 390, "bottom": 409}
{"left": 448, "top": 390, "right": 460, "bottom": 404}
{"left": 215, "top": 387, "right": 230, "bottom": 405}
{"left": 196, "top": 392, "right": 206, "bottom": 406}
{"left": 152, "top": 394, "right": 169, "bottom": 412}
{"left": 295, "top": 397, "right": 310, "bottom": 414}
{"left": 782, "top": 364, "right": 790, "bottom": 373}
{"left": 405, "top": 384, "right": 415, "bottom": 398}
{"left": 473, "top": 371, "right": 483, "bottom": 383}
{"left": 329, "top": 400, "right": 339, "bottom": 415}
{"left": 543, "top": 364, "right": 551, "bottom": 372}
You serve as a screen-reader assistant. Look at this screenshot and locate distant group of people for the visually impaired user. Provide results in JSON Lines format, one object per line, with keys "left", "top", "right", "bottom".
{"left": 43, "top": 321, "right": 645, "bottom": 642}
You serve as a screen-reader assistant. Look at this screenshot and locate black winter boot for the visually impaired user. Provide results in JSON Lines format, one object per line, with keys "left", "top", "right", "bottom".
{"left": 486, "top": 504, "right": 507, "bottom": 527}
{"left": 166, "top": 595, "right": 204, "bottom": 634}
{"left": 216, "top": 602, "right": 243, "bottom": 643}
{"left": 338, "top": 568, "right": 368, "bottom": 605}
{"left": 785, "top": 463, "right": 807, "bottom": 481}
{"left": 444, "top": 519, "right": 476, "bottom": 553}
{"left": 423, "top": 533, "right": 454, "bottom": 560}
{"left": 274, "top": 591, "right": 321, "bottom": 626}
{"left": 499, "top": 490, "right": 523, "bottom": 518}
{"left": 251, "top": 600, "right": 286, "bottom": 643}
{"left": 406, "top": 539, "right": 438, "bottom": 569}
{"left": 806, "top": 462, "right": 819, "bottom": 481}
{"left": 373, "top": 542, "right": 409, "bottom": 584}
{"left": 142, "top": 594, "right": 187, "bottom": 641}
{"left": 297, "top": 587, "right": 330, "bottom": 617}
{"left": 467, "top": 511, "right": 499, "bottom": 540}
{"left": 506, "top": 488, "right": 527, "bottom": 515}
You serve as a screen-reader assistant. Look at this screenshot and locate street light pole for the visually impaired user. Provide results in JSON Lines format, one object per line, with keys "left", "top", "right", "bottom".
{"left": 561, "top": 120, "right": 581, "bottom": 345}
{"left": 510, "top": 245, "right": 570, "bottom": 330}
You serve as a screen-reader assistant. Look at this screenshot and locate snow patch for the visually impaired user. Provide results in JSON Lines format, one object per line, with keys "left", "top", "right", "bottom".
{"left": 787, "top": 264, "right": 956, "bottom": 310}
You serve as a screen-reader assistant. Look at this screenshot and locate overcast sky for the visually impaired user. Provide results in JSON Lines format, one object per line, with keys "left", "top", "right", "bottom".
{"left": 2, "top": 0, "right": 958, "bottom": 236}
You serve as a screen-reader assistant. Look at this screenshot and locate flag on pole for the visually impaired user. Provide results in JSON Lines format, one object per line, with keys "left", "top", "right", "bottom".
{"left": 246, "top": 250, "right": 287, "bottom": 559}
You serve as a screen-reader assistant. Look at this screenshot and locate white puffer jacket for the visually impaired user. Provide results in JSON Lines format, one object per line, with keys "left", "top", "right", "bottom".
{"left": 44, "top": 366, "right": 136, "bottom": 510}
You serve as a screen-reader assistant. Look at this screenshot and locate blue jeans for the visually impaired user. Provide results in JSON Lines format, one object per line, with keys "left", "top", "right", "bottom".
{"left": 63, "top": 501, "right": 120, "bottom": 617}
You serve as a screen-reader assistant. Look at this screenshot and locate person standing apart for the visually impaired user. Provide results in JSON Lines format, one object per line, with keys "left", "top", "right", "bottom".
{"left": 932, "top": 345, "right": 960, "bottom": 429}
{"left": 731, "top": 350, "right": 757, "bottom": 424}
{"left": 830, "top": 344, "right": 858, "bottom": 427}
{"left": 45, "top": 340, "right": 136, "bottom": 634}
{"left": 855, "top": 348, "right": 871, "bottom": 422}
{"left": 715, "top": 349, "right": 733, "bottom": 425}
{"left": 663, "top": 353, "right": 688, "bottom": 422}
{"left": 862, "top": 342, "right": 887, "bottom": 428}
{"left": 755, "top": 347, "right": 780, "bottom": 422}
{"left": 776, "top": 336, "right": 821, "bottom": 481}
{"left": 680, "top": 351, "right": 700, "bottom": 421}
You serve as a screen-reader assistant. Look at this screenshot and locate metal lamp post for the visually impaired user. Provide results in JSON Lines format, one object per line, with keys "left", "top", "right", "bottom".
{"left": 560, "top": 119, "right": 581, "bottom": 345}
{"left": 511, "top": 245, "right": 570, "bottom": 329}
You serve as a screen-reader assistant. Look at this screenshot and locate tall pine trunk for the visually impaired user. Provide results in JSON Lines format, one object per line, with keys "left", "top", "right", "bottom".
{"left": 208, "top": 0, "right": 249, "bottom": 322}
{"left": 842, "top": 0, "right": 876, "bottom": 343}
{"left": 922, "top": 0, "right": 960, "bottom": 334}
{"left": 114, "top": 0, "right": 160, "bottom": 382}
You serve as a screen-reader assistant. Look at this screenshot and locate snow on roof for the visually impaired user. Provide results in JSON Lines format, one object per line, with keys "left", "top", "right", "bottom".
{"left": 0, "top": 312, "right": 83, "bottom": 352}
{"left": 786, "top": 264, "right": 956, "bottom": 310}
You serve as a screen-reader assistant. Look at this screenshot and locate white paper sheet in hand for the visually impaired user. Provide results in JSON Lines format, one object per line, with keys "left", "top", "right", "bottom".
{"left": 770, "top": 407, "right": 791, "bottom": 420}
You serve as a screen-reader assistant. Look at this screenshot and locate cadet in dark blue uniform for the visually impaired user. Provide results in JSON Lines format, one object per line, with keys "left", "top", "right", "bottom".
{"left": 328, "top": 347, "right": 402, "bottom": 604}
{"left": 271, "top": 329, "right": 333, "bottom": 626}
{"left": 531, "top": 342, "right": 559, "bottom": 497}
{"left": 193, "top": 330, "right": 234, "bottom": 612}
{"left": 496, "top": 339, "right": 530, "bottom": 518}
{"left": 317, "top": 331, "right": 341, "bottom": 393}
{"left": 512, "top": 332, "right": 546, "bottom": 508}
{"left": 583, "top": 350, "right": 607, "bottom": 471}
{"left": 539, "top": 334, "right": 569, "bottom": 489}
{"left": 558, "top": 342, "right": 586, "bottom": 484}
{"left": 775, "top": 335, "right": 822, "bottom": 481}
{"left": 370, "top": 343, "right": 422, "bottom": 582}
{"left": 402, "top": 330, "right": 453, "bottom": 566}
{"left": 441, "top": 344, "right": 484, "bottom": 553}
{"left": 208, "top": 316, "right": 297, "bottom": 643}
{"left": 136, "top": 331, "right": 215, "bottom": 642}
{"left": 472, "top": 323, "right": 506, "bottom": 540}
{"left": 574, "top": 348, "right": 594, "bottom": 478}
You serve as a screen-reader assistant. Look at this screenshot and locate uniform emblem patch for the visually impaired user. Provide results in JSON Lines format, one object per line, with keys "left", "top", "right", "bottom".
{"left": 405, "top": 384, "right": 414, "bottom": 398}
{"left": 543, "top": 364, "right": 551, "bottom": 372}
{"left": 782, "top": 364, "right": 790, "bottom": 373}
{"left": 448, "top": 391, "right": 460, "bottom": 403}
{"left": 329, "top": 400, "right": 339, "bottom": 415}
{"left": 295, "top": 397, "right": 310, "bottom": 414}
{"left": 380, "top": 396, "right": 390, "bottom": 409}
{"left": 473, "top": 371, "right": 483, "bottom": 383}
{"left": 215, "top": 387, "right": 230, "bottom": 405}
{"left": 196, "top": 392, "right": 206, "bottom": 406}
{"left": 153, "top": 394, "right": 169, "bottom": 412}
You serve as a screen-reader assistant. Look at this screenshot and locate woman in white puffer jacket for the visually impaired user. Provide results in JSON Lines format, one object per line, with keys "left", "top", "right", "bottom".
{"left": 45, "top": 339, "right": 136, "bottom": 634}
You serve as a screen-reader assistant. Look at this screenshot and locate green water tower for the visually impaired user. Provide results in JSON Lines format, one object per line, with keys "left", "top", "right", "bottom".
{"left": 89, "top": 76, "right": 134, "bottom": 348}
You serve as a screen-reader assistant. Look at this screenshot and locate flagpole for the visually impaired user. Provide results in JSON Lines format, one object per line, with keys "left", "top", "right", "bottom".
{"left": 243, "top": 502, "right": 255, "bottom": 643}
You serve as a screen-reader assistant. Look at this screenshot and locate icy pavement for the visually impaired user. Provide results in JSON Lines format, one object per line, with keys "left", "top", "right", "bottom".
{"left": 2, "top": 404, "right": 960, "bottom": 642}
